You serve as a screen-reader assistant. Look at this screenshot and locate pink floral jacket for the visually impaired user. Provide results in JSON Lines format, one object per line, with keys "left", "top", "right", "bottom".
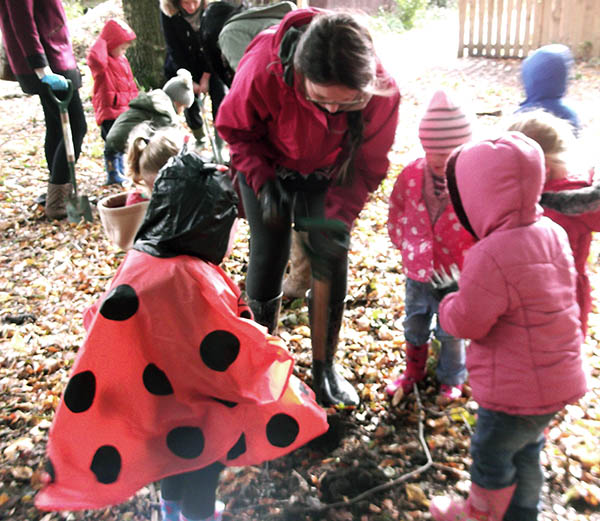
{"left": 387, "top": 158, "right": 474, "bottom": 282}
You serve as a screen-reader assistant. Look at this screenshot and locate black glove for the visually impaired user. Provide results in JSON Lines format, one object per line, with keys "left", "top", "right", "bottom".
{"left": 430, "top": 281, "right": 458, "bottom": 301}
{"left": 258, "top": 178, "right": 293, "bottom": 229}
{"left": 430, "top": 264, "right": 460, "bottom": 301}
{"left": 295, "top": 217, "right": 349, "bottom": 281}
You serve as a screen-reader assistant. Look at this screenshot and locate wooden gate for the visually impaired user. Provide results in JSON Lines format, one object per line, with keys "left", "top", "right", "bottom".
{"left": 458, "top": 0, "right": 600, "bottom": 59}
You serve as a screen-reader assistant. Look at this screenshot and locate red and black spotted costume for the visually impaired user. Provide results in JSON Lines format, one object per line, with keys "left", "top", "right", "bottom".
{"left": 36, "top": 151, "right": 328, "bottom": 511}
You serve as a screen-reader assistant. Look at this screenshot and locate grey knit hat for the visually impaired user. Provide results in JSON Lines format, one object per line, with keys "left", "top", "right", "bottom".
{"left": 163, "top": 69, "right": 194, "bottom": 108}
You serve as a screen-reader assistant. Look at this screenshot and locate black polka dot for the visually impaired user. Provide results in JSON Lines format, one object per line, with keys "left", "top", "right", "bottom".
{"left": 45, "top": 458, "right": 56, "bottom": 483}
{"left": 266, "top": 414, "right": 299, "bottom": 448}
{"left": 212, "top": 397, "right": 238, "bottom": 408}
{"left": 64, "top": 370, "right": 96, "bottom": 413}
{"left": 90, "top": 445, "right": 121, "bottom": 484}
{"left": 143, "top": 364, "right": 174, "bottom": 395}
{"left": 227, "top": 434, "right": 246, "bottom": 460}
{"left": 199, "top": 330, "right": 240, "bottom": 372}
{"left": 99, "top": 284, "right": 139, "bottom": 321}
{"left": 240, "top": 310, "right": 252, "bottom": 319}
{"left": 166, "top": 427, "right": 205, "bottom": 459}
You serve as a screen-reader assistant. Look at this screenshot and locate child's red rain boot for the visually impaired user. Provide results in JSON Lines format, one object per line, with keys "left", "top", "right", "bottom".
{"left": 385, "top": 342, "right": 428, "bottom": 396}
{"left": 430, "top": 482, "right": 516, "bottom": 521}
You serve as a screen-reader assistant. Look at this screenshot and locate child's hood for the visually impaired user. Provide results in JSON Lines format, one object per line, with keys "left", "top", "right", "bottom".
{"left": 447, "top": 132, "right": 545, "bottom": 239}
{"left": 133, "top": 149, "right": 238, "bottom": 264}
{"left": 129, "top": 90, "right": 177, "bottom": 118}
{"left": 100, "top": 19, "right": 136, "bottom": 52}
{"left": 521, "top": 44, "right": 572, "bottom": 102}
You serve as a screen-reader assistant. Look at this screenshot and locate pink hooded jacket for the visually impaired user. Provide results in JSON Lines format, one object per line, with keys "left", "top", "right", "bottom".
{"left": 87, "top": 19, "right": 138, "bottom": 126}
{"left": 439, "top": 132, "right": 587, "bottom": 415}
{"left": 215, "top": 8, "right": 400, "bottom": 227}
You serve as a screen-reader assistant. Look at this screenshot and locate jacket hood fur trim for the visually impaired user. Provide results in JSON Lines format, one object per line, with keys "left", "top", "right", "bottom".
{"left": 160, "top": 0, "right": 179, "bottom": 17}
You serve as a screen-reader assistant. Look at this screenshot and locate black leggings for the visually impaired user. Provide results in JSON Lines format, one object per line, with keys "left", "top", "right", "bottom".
{"left": 238, "top": 172, "right": 348, "bottom": 304}
{"left": 161, "top": 462, "right": 224, "bottom": 519}
{"left": 38, "top": 87, "right": 87, "bottom": 185}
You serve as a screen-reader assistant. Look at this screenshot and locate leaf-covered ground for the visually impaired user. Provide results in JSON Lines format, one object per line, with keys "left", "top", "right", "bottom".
{"left": 1, "top": 3, "right": 600, "bottom": 520}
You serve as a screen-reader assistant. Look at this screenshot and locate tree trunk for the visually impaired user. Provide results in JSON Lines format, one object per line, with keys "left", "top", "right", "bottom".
{"left": 122, "top": 0, "right": 165, "bottom": 89}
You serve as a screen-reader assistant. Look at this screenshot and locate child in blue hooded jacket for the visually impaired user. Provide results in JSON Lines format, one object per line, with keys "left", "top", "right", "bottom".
{"left": 517, "top": 44, "right": 580, "bottom": 135}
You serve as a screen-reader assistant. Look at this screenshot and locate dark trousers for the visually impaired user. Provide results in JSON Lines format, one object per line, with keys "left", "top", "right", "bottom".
{"left": 100, "top": 119, "right": 114, "bottom": 141}
{"left": 38, "top": 87, "right": 87, "bottom": 185}
{"left": 184, "top": 75, "right": 227, "bottom": 131}
{"left": 238, "top": 172, "right": 348, "bottom": 304}
{"left": 161, "top": 462, "right": 224, "bottom": 519}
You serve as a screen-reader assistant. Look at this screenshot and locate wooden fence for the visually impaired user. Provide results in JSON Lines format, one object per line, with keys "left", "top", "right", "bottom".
{"left": 458, "top": 0, "right": 600, "bottom": 59}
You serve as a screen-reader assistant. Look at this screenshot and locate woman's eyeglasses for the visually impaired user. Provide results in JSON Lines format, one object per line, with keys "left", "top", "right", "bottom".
{"left": 304, "top": 94, "right": 368, "bottom": 108}
{"left": 303, "top": 78, "right": 370, "bottom": 111}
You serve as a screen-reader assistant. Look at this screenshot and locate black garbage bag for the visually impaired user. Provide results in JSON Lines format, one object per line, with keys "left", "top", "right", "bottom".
{"left": 133, "top": 148, "right": 238, "bottom": 265}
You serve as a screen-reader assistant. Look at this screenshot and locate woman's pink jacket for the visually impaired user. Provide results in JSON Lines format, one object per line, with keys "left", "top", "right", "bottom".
{"left": 215, "top": 8, "right": 400, "bottom": 228}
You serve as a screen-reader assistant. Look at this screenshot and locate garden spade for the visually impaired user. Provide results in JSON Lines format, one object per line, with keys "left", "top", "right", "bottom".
{"left": 46, "top": 80, "right": 93, "bottom": 223}
{"left": 200, "top": 94, "right": 223, "bottom": 164}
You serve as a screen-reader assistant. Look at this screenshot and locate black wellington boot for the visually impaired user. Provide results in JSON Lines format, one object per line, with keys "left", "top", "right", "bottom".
{"left": 247, "top": 293, "right": 282, "bottom": 334}
{"left": 309, "top": 292, "right": 360, "bottom": 407}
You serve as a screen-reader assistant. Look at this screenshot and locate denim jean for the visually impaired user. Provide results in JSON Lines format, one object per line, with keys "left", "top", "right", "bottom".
{"left": 403, "top": 278, "right": 466, "bottom": 386}
{"left": 471, "top": 407, "right": 556, "bottom": 521}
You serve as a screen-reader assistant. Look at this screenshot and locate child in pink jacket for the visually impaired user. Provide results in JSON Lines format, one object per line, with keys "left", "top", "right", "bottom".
{"left": 430, "top": 132, "right": 587, "bottom": 521}
{"left": 508, "top": 109, "right": 600, "bottom": 338}
{"left": 87, "top": 19, "right": 138, "bottom": 185}
{"left": 386, "top": 90, "right": 474, "bottom": 401}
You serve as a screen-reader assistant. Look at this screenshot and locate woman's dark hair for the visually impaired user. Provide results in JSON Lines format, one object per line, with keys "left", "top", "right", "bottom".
{"left": 293, "top": 12, "right": 376, "bottom": 186}
{"left": 293, "top": 12, "right": 376, "bottom": 91}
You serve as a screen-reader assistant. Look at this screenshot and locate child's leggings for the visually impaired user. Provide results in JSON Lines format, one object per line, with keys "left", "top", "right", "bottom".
{"left": 161, "top": 462, "right": 224, "bottom": 520}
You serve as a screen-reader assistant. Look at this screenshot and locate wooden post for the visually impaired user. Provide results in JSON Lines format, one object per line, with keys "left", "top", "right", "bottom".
{"left": 503, "top": 0, "right": 514, "bottom": 57}
{"left": 584, "top": 0, "right": 600, "bottom": 59}
{"left": 514, "top": 0, "right": 524, "bottom": 56}
{"left": 483, "top": 0, "right": 492, "bottom": 55}
{"left": 458, "top": 0, "right": 467, "bottom": 57}
{"left": 495, "top": 0, "right": 505, "bottom": 56}
{"left": 530, "top": 0, "right": 543, "bottom": 51}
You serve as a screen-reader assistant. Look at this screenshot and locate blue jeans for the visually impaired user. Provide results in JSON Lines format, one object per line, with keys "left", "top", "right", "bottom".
{"left": 403, "top": 278, "right": 466, "bottom": 386}
{"left": 471, "top": 407, "right": 556, "bottom": 521}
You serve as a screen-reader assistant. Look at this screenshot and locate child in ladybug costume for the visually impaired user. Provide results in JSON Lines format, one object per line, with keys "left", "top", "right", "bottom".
{"left": 35, "top": 147, "right": 328, "bottom": 521}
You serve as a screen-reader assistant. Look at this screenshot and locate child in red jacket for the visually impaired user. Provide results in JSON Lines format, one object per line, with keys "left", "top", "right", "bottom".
{"left": 508, "top": 109, "right": 600, "bottom": 337}
{"left": 87, "top": 19, "right": 138, "bottom": 185}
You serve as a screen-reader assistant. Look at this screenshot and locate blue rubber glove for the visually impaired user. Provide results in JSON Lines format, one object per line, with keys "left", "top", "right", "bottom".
{"left": 41, "top": 73, "right": 68, "bottom": 91}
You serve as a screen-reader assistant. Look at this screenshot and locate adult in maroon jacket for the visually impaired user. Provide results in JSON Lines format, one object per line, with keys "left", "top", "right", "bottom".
{"left": 216, "top": 9, "right": 400, "bottom": 407}
{"left": 0, "top": 0, "right": 87, "bottom": 220}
